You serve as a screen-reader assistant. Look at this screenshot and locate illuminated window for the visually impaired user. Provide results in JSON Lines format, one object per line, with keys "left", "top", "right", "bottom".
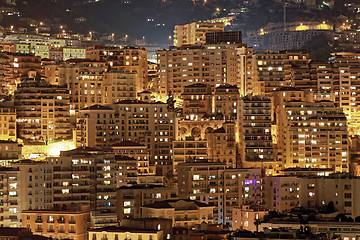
{"left": 62, "top": 189, "right": 69, "bottom": 194}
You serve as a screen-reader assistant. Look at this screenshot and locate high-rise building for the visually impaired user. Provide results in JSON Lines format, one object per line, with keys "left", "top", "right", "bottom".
{"left": 86, "top": 45, "right": 148, "bottom": 92}
{"left": 141, "top": 199, "right": 214, "bottom": 228}
{"left": 0, "top": 105, "right": 16, "bottom": 141}
{"left": 22, "top": 206, "right": 90, "bottom": 240}
{"left": 103, "top": 71, "right": 137, "bottom": 104}
{"left": 177, "top": 161, "right": 264, "bottom": 225}
{"left": 156, "top": 44, "right": 242, "bottom": 101}
{"left": 14, "top": 78, "right": 71, "bottom": 144}
{"left": 181, "top": 83, "right": 212, "bottom": 120}
{"left": 299, "top": 174, "right": 360, "bottom": 217}
{"left": 206, "top": 31, "right": 242, "bottom": 45}
{"left": 238, "top": 96, "right": 274, "bottom": 168}
{"left": 265, "top": 176, "right": 300, "bottom": 213}
{"left": 47, "top": 148, "right": 118, "bottom": 212}
{"left": 250, "top": 50, "right": 310, "bottom": 95}
{"left": 277, "top": 100, "right": 349, "bottom": 172}
{"left": 172, "top": 136, "right": 208, "bottom": 172}
{"left": 116, "top": 185, "right": 178, "bottom": 220}
{"left": 0, "top": 141, "right": 22, "bottom": 166}
{"left": 76, "top": 100, "right": 176, "bottom": 174}
{"left": 207, "top": 122, "right": 237, "bottom": 168}
{"left": 213, "top": 84, "right": 239, "bottom": 120}
{"left": 174, "top": 21, "right": 224, "bottom": 47}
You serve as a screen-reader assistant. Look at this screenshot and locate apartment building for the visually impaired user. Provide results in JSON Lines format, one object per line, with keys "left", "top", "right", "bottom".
{"left": 14, "top": 78, "right": 71, "bottom": 144}
{"left": 156, "top": 44, "right": 241, "bottom": 100}
{"left": 299, "top": 174, "right": 360, "bottom": 217}
{"left": 0, "top": 167, "right": 21, "bottom": 227}
{"left": 213, "top": 84, "right": 239, "bottom": 120}
{"left": 110, "top": 140, "right": 151, "bottom": 175}
{"left": 277, "top": 100, "right": 349, "bottom": 172}
{"left": 0, "top": 105, "right": 16, "bottom": 141}
{"left": 251, "top": 50, "right": 310, "bottom": 95}
{"left": 181, "top": 83, "right": 212, "bottom": 120}
{"left": 0, "top": 141, "right": 22, "bottom": 166}
{"left": 265, "top": 176, "right": 300, "bottom": 213}
{"left": 207, "top": 122, "right": 237, "bottom": 169}
{"left": 115, "top": 155, "right": 138, "bottom": 187}
{"left": 86, "top": 45, "right": 148, "bottom": 92}
{"left": 177, "top": 161, "right": 264, "bottom": 225}
{"left": 46, "top": 148, "right": 118, "bottom": 213}
{"left": 174, "top": 21, "right": 224, "bottom": 46}
{"left": 102, "top": 71, "right": 137, "bottom": 104}
{"left": 88, "top": 227, "right": 163, "bottom": 240}
{"left": 62, "top": 47, "right": 86, "bottom": 61}
{"left": 0, "top": 52, "right": 42, "bottom": 94}
{"left": 22, "top": 206, "right": 90, "bottom": 240}
{"left": 172, "top": 137, "right": 208, "bottom": 173}
{"left": 0, "top": 160, "right": 49, "bottom": 228}
{"left": 141, "top": 199, "right": 214, "bottom": 228}
{"left": 238, "top": 96, "right": 274, "bottom": 168}
{"left": 116, "top": 185, "right": 178, "bottom": 220}
{"left": 76, "top": 105, "right": 116, "bottom": 148}
{"left": 232, "top": 205, "right": 268, "bottom": 232}
{"left": 77, "top": 101, "right": 176, "bottom": 169}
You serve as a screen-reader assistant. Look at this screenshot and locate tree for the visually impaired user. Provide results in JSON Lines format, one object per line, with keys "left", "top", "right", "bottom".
{"left": 326, "top": 201, "right": 336, "bottom": 213}
{"left": 301, "top": 33, "right": 335, "bottom": 62}
{"left": 334, "top": 213, "right": 354, "bottom": 222}
{"left": 163, "top": 171, "right": 176, "bottom": 187}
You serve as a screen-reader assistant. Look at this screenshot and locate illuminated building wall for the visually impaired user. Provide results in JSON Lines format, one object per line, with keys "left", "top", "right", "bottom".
{"left": 251, "top": 50, "right": 310, "bottom": 95}
{"left": 299, "top": 175, "right": 360, "bottom": 217}
{"left": 86, "top": 45, "right": 148, "bottom": 92}
{"left": 116, "top": 185, "right": 178, "bottom": 220}
{"left": 181, "top": 83, "right": 212, "bottom": 120}
{"left": 102, "top": 71, "right": 137, "bottom": 104}
{"left": 89, "top": 227, "right": 163, "bottom": 240}
{"left": 47, "top": 149, "right": 118, "bottom": 212}
{"left": 22, "top": 207, "right": 90, "bottom": 240}
{"left": 62, "top": 47, "right": 86, "bottom": 61}
{"left": 110, "top": 140, "right": 151, "bottom": 176}
{"left": 172, "top": 137, "right": 208, "bottom": 173}
{"left": 238, "top": 96, "right": 274, "bottom": 168}
{"left": 0, "top": 105, "right": 16, "bottom": 141}
{"left": 57, "top": 60, "right": 107, "bottom": 112}
{"left": 177, "top": 162, "right": 264, "bottom": 225}
{"left": 173, "top": 21, "right": 224, "bottom": 47}
{"left": 14, "top": 160, "right": 52, "bottom": 211}
{"left": 277, "top": 100, "right": 349, "bottom": 173}
{"left": 156, "top": 44, "right": 241, "bottom": 101}
{"left": 0, "top": 141, "right": 21, "bottom": 166}
{"left": 207, "top": 122, "right": 237, "bottom": 169}
{"left": 232, "top": 205, "right": 268, "bottom": 232}
{"left": 0, "top": 52, "right": 42, "bottom": 94}
{"left": 0, "top": 167, "right": 21, "bottom": 227}
{"left": 14, "top": 78, "right": 72, "bottom": 144}
{"left": 77, "top": 100, "right": 176, "bottom": 175}
{"left": 141, "top": 199, "right": 214, "bottom": 228}
{"left": 329, "top": 53, "right": 360, "bottom": 136}
{"left": 213, "top": 84, "right": 239, "bottom": 120}
{"left": 265, "top": 176, "right": 300, "bottom": 213}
